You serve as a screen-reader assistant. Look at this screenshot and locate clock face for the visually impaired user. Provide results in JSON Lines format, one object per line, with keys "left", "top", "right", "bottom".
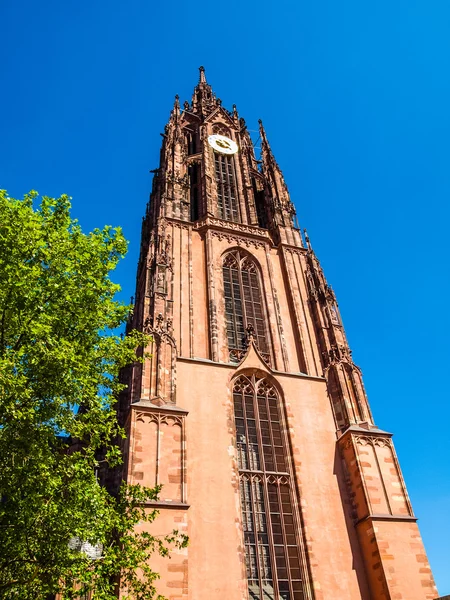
{"left": 207, "top": 134, "right": 238, "bottom": 155}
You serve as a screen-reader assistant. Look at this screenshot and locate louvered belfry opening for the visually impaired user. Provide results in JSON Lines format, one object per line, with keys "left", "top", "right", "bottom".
{"left": 211, "top": 125, "right": 239, "bottom": 222}
{"left": 214, "top": 152, "right": 239, "bottom": 222}
{"left": 233, "top": 375, "right": 305, "bottom": 600}
{"left": 222, "top": 250, "right": 271, "bottom": 364}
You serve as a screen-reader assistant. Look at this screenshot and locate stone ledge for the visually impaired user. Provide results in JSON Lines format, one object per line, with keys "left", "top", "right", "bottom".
{"left": 176, "top": 355, "right": 326, "bottom": 381}
{"left": 143, "top": 501, "right": 190, "bottom": 510}
{"left": 338, "top": 424, "right": 393, "bottom": 441}
{"left": 355, "top": 513, "right": 417, "bottom": 526}
{"left": 131, "top": 400, "right": 189, "bottom": 416}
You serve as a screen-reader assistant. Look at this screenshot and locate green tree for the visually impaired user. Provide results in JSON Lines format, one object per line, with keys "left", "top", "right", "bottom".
{"left": 0, "top": 191, "right": 186, "bottom": 599}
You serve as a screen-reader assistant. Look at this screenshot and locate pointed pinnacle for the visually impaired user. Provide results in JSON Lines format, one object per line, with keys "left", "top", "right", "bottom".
{"left": 304, "top": 229, "right": 312, "bottom": 250}
{"left": 199, "top": 65, "right": 207, "bottom": 84}
{"left": 170, "top": 94, "right": 180, "bottom": 119}
{"left": 258, "top": 119, "right": 270, "bottom": 149}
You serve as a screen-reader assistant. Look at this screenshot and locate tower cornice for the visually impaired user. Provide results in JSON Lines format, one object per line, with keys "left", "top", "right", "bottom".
{"left": 191, "top": 215, "right": 271, "bottom": 243}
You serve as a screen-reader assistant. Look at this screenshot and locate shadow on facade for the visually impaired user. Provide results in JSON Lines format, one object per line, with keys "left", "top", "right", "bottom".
{"left": 333, "top": 444, "right": 371, "bottom": 600}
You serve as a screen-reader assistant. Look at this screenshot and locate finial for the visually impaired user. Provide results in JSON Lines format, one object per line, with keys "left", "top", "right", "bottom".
{"left": 172, "top": 94, "right": 180, "bottom": 115}
{"left": 245, "top": 323, "right": 256, "bottom": 346}
{"left": 199, "top": 65, "right": 207, "bottom": 84}
{"left": 232, "top": 104, "right": 238, "bottom": 118}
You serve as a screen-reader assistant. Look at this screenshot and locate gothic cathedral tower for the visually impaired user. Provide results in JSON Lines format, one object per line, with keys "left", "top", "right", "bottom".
{"left": 120, "top": 68, "right": 437, "bottom": 600}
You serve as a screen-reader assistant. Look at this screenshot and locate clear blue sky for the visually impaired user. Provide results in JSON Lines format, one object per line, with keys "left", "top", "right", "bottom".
{"left": 2, "top": 0, "right": 449, "bottom": 593}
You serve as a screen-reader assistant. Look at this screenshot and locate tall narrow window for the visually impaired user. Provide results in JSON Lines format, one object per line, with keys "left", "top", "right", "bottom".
{"left": 234, "top": 375, "right": 306, "bottom": 600}
{"left": 222, "top": 250, "right": 270, "bottom": 364}
{"left": 252, "top": 177, "right": 267, "bottom": 229}
{"left": 187, "top": 131, "right": 197, "bottom": 155}
{"left": 215, "top": 153, "right": 239, "bottom": 222}
{"left": 185, "top": 130, "right": 197, "bottom": 155}
{"left": 188, "top": 163, "right": 200, "bottom": 221}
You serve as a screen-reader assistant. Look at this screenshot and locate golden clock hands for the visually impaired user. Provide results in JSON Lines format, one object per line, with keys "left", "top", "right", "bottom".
{"left": 216, "top": 139, "right": 231, "bottom": 149}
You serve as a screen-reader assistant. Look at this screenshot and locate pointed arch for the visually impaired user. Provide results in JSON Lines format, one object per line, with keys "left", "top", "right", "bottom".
{"left": 232, "top": 374, "right": 307, "bottom": 600}
{"left": 222, "top": 249, "right": 271, "bottom": 365}
{"left": 142, "top": 320, "right": 177, "bottom": 405}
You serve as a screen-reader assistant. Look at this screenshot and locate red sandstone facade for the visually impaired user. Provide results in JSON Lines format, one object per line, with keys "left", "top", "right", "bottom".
{"left": 119, "top": 68, "right": 438, "bottom": 600}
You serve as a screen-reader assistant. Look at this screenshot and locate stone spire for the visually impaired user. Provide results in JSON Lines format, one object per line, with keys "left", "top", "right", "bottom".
{"left": 258, "top": 119, "right": 272, "bottom": 155}
{"left": 190, "top": 65, "right": 218, "bottom": 116}
{"left": 258, "top": 118, "right": 283, "bottom": 176}
{"left": 258, "top": 119, "right": 298, "bottom": 237}
{"left": 198, "top": 65, "right": 207, "bottom": 84}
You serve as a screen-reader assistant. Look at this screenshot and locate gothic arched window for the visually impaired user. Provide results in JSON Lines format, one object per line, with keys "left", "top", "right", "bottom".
{"left": 222, "top": 250, "right": 270, "bottom": 364}
{"left": 233, "top": 375, "right": 306, "bottom": 600}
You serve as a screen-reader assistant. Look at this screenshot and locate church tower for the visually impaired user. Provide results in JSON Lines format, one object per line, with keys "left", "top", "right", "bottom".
{"left": 120, "top": 67, "right": 437, "bottom": 600}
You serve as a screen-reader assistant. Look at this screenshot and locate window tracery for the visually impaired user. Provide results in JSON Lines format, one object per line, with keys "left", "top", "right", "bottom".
{"left": 222, "top": 250, "right": 270, "bottom": 365}
{"left": 212, "top": 123, "right": 230, "bottom": 137}
{"left": 233, "top": 375, "right": 305, "bottom": 600}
